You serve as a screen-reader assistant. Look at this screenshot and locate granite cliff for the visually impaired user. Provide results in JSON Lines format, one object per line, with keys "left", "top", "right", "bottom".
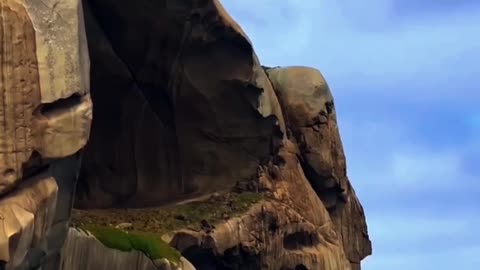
{"left": 0, "top": 0, "right": 372, "bottom": 269}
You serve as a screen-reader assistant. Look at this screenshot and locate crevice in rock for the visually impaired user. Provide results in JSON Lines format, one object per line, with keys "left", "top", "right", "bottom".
{"left": 33, "top": 93, "right": 83, "bottom": 117}
{"left": 280, "top": 264, "right": 310, "bottom": 270}
{"left": 0, "top": 151, "right": 50, "bottom": 200}
{"left": 267, "top": 214, "right": 280, "bottom": 233}
{"left": 283, "top": 231, "right": 319, "bottom": 250}
{"left": 182, "top": 246, "right": 217, "bottom": 270}
{"left": 20, "top": 151, "right": 49, "bottom": 181}
{"left": 298, "top": 156, "right": 345, "bottom": 212}
{"left": 182, "top": 245, "right": 260, "bottom": 270}
{"left": 295, "top": 264, "right": 309, "bottom": 270}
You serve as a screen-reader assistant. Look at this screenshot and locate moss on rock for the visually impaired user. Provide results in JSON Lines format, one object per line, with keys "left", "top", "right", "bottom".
{"left": 81, "top": 225, "right": 181, "bottom": 264}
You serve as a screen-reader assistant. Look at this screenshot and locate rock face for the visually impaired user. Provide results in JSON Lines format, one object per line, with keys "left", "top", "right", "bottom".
{"left": 265, "top": 67, "right": 372, "bottom": 268}
{"left": 0, "top": 174, "right": 57, "bottom": 269}
{"left": 75, "top": 0, "right": 284, "bottom": 208}
{"left": 164, "top": 135, "right": 369, "bottom": 269}
{"left": 0, "top": 0, "right": 371, "bottom": 269}
{"left": 0, "top": 0, "right": 91, "bottom": 269}
{"left": 0, "top": 0, "right": 91, "bottom": 194}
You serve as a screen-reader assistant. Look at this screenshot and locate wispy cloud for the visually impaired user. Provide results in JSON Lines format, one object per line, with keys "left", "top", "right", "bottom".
{"left": 223, "top": 0, "right": 480, "bottom": 102}
{"left": 222, "top": 0, "right": 480, "bottom": 269}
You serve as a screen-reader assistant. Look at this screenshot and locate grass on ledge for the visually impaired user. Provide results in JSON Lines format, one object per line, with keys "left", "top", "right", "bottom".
{"left": 80, "top": 225, "right": 181, "bottom": 264}
{"left": 72, "top": 192, "right": 264, "bottom": 236}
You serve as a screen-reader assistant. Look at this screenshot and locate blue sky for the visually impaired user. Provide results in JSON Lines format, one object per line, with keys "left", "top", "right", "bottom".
{"left": 222, "top": 1, "right": 480, "bottom": 269}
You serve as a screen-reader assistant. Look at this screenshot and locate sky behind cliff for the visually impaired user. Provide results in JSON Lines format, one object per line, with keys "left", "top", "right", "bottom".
{"left": 222, "top": 1, "right": 480, "bottom": 269}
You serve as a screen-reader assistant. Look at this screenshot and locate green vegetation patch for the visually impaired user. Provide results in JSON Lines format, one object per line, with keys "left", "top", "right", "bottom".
{"left": 81, "top": 225, "right": 181, "bottom": 264}
{"left": 72, "top": 192, "right": 264, "bottom": 236}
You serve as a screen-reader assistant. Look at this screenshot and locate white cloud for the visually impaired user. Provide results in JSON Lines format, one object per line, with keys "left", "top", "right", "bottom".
{"left": 222, "top": 0, "right": 480, "bottom": 103}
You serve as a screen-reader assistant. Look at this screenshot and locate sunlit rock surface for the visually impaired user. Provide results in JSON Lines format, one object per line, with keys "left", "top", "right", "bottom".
{"left": 0, "top": 0, "right": 90, "bottom": 269}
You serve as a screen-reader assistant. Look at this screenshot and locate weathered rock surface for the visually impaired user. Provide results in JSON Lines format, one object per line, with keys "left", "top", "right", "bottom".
{"left": 72, "top": 135, "right": 370, "bottom": 269}
{"left": 0, "top": 0, "right": 372, "bottom": 269}
{"left": 0, "top": 0, "right": 91, "bottom": 195}
{"left": 0, "top": 0, "right": 91, "bottom": 269}
{"left": 266, "top": 67, "right": 372, "bottom": 268}
{"left": 59, "top": 228, "right": 195, "bottom": 270}
{"left": 0, "top": 174, "right": 57, "bottom": 269}
{"left": 162, "top": 135, "right": 358, "bottom": 269}
{"left": 169, "top": 200, "right": 350, "bottom": 270}
{"left": 75, "top": 0, "right": 285, "bottom": 208}
{"left": 77, "top": 0, "right": 284, "bottom": 207}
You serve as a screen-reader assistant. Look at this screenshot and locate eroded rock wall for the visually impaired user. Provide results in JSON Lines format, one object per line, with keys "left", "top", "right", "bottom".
{"left": 265, "top": 66, "right": 372, "bottom": 268}
{"left": 76, "top": 0, "right": 285, "bottom": 208}
{"left": 0, "top": 0, "right": 91, "bottom": 269}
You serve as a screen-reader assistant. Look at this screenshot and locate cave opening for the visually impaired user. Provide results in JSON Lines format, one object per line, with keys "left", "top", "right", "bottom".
{"left": 182, "top": 245, "right": 261, "bottom": 270}
{"left": 283, "top": 231, "right": 319, "bottom": 250}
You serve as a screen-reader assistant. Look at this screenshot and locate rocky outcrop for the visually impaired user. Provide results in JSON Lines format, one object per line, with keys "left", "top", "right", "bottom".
{"left": 265, "top": 67, "right": 372, "bottom": 268}
{"left": 0, "top": 0, "right": 90, "bottom": 269}
{"left": 165, "top": 129, "right": 369, "bottom": 269}
{"left": 72, "top": 136, "right": 370, "bottom": 269}
{"left": 164, "top": 133, "right": 349, "bottom": 269}
{"left": 0, "top": 0, "right": 90, "bottom": 194}
{"left": 0, "top": 0, "right": 371, "bottom": 269}
{"left": 169, "top": 201, "right": 350, "bottom": 270}
{"left": 0, "top": 174, "right": 57, "bottom": 269}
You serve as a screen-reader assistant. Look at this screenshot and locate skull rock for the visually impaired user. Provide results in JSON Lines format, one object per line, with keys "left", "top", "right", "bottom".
{"left": 0, "top": 0, "right": 91, "bottom": 268}
{"left": 170, "top": 201, "right": 351, "bottom": 270}
{"left": 265, "top": 66, "right": 344, "bottom": 208}
{"left": 265, "top": 66, "right": 371, "bottom": 267}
